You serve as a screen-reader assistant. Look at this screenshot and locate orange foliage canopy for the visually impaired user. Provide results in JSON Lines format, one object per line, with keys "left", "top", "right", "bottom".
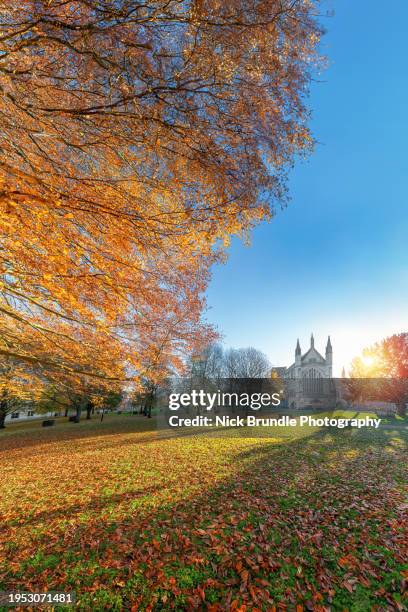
{"left": 0, "top": 0, "right": 322, "bottom": 386}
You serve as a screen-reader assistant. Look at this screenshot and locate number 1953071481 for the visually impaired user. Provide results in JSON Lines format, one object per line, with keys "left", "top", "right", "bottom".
{"left": 0, "top": 592, "right": 76, "bottom": 607}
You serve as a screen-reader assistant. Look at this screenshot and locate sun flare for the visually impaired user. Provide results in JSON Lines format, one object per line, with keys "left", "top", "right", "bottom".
{"left": 361, "top": 354, "right": 375, "bottom": 367}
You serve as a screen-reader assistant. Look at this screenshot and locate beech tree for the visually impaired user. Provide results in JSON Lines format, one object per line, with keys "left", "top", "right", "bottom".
{"left": 0, "top": 0, "right": 323, "bottom": 385}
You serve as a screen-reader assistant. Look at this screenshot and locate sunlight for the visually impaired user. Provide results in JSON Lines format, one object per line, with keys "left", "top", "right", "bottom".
{"left": 361, "top": 354, "right": 375, "bottom": 368}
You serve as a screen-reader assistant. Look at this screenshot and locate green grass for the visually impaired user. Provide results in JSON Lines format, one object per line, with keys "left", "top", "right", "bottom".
{"left": 0, "top": 413, "right": 407, "bottom": 610}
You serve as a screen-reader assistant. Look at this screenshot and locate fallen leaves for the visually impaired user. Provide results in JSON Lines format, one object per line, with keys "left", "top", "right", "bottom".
{"left": 0, "top": 415, "right": 407, "bottom": 610}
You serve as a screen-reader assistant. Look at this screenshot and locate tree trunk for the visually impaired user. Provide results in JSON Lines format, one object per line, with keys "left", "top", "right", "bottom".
{"left": 0, "top": 396, "right": 8, "bottom": 429}
{"left": 146, "top": 389, "right": 154, "bottom": 418}
{"left": 396, "top": 402, "right": 406, "bottom": 417}
{"left": 75, "top": 405, "right": 82, "bottom": 422}
{"left": 64, "top": 408, "right": 68, "bottom": 417}
{"left": 0, "top": 390, "right": 9, "bottom": 429}
{"left": 86, "top": 402, "right": 92, "bottom": 420}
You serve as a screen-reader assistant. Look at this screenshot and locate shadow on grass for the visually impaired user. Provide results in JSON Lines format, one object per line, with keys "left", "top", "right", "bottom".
{"left": 0, "top": 413, "right": 241, "bottom": 457}
{"left": 0, "top": 415, "right": 160, "bottom": 454}
{"left": 1, "top": 409, "right": 406, "bottom": 455}
{"left": 1, "top": 422, "right": 407, "bottom": 609}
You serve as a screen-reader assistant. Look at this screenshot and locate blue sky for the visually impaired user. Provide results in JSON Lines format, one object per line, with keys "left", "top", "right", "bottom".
{"left": 205, "top": 0, "right": 408, "bottom": 374}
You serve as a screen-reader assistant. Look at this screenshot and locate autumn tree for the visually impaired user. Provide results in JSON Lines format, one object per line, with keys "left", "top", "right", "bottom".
{"left": 349, "top": 333, "right": 408, "bottom": 417}
{"left": 0, "top": 0, "right": 323, "bottom": 387}
{"left": 39, "top": 378, "right": 122, "bottom": 421}
{"left": 38, "top": 384, "right": 75, "bottom": 418}
{"left": 0, "top": 357, "right": 44, "bottom": 428}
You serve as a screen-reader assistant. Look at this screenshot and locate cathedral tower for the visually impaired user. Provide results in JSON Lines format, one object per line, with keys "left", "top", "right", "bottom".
{"left": 325, "top": 336, "right": 333, "bottom": 377}
{"left": 295, "top": 339, "right": 301, "bottom": 366}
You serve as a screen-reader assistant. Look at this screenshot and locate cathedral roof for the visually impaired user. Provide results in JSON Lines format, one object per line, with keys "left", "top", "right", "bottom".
{"left": 301, "top": 346, "right": 326, "bottom": 363}
{"left": 271, "top": 335, "right": 332, "bottom": 377}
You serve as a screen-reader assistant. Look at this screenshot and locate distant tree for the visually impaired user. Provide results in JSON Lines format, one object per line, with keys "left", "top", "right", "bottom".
{"left": 187, "top": 344, "right": 271, "bottom": 381}
{"left": 37, "top": 384, "right": 71, "bottom": 417}
{"left": 134, "top": 378, "right": 158, "bottom": 419}
{"left": 189, "top": 344, "right": 225, "bottom": 383}
{"left": 0, "top": 357, "right": 44, "bottom": 429}
{"left": 225, "top": 347, "right": 271, "bottom": 378}
{"left": 349, "top": 334, "right": 408, "bottom": 417}
{"left": 38, "top": 378, "right": 123, "bottom": 422}
{"left": 0, "top": 386, "right": 20, "bottom": 429}
{"left": 103, "top": 390, "right": 123, "bottom": 412}
{"left": 270, "top": 369, "right": 284, "bottom": 395}
{"left": 223, "top": 349, "right": 240, "bottom": 379}
{"left": 39, "top": 384, "right": 88, "bottom": 421}
{"left": 0, "top": 360, "right": 16, "bottom": 428}
{"left": 93, "top": 388, "right": 123, "bottom": 421}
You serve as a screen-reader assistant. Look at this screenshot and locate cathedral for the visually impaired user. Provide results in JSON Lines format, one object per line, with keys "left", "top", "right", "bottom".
{"left": 273, "top": 334, "right": 335, "bottom": 409}
{"left": 286, "top": 333, "right": 332, "bottom": 379}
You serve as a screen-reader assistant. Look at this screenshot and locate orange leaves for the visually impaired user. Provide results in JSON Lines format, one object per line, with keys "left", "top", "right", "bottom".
{"left": 230, "top": 600, "right": 250, "bottom": 612}
{"left": 235, "top": 560, "right": 249, "bottom": 586}
{"left": 240, "top": 569, "right": 249, "bottom": 585}
{"left": 1, "top": 0, "right": 322, "bottom": 385}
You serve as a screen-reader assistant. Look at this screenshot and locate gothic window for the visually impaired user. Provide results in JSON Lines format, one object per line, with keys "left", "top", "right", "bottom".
{"left": 302, "top": 368, "right": 323, "bottom": 393}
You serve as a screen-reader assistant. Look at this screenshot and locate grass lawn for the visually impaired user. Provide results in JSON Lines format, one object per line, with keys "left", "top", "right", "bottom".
{"left": 0, "top": 414, "right": 407, "bottom": 610}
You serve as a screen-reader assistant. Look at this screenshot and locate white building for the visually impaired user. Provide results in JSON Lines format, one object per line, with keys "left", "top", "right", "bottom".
{"left": 286, "top": 334, "right": 332, "bottom": 379}
{"left": 5, "top": 406, "right": 57, "bottom": 423}
{"left": 273, "top": 334, "right": 336, "bottom": 409}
